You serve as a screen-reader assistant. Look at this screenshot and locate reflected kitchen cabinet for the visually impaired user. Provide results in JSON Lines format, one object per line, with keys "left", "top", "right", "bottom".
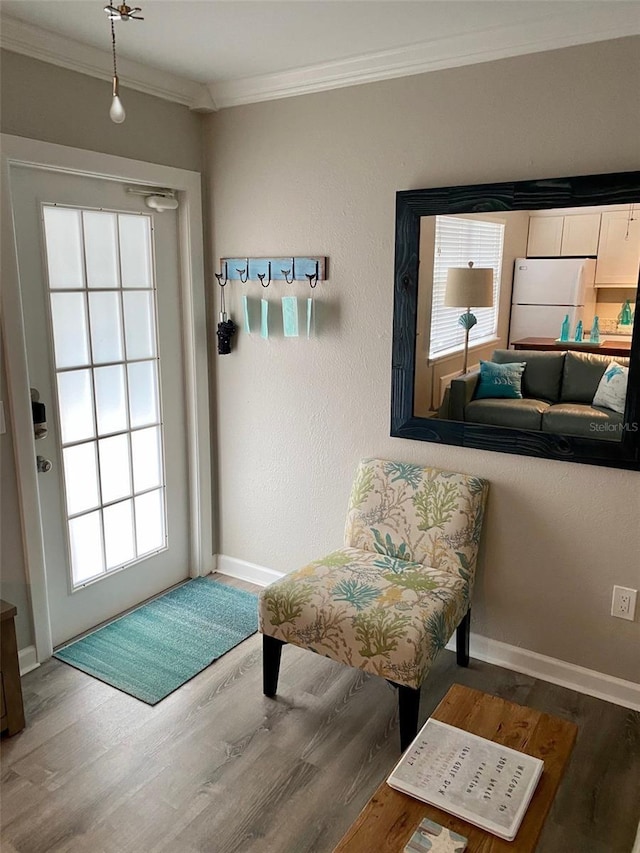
{"left": 595, "top": 210, "right": 640, "bottom": 286}
{"left": 527, "top": 216, "right": 563, "bottom": 256}
{"left": 560, "top": 213, "right": 601, "bottom": 256}
{"left": 527, "top": 213, "right": 601, "bottom": 257}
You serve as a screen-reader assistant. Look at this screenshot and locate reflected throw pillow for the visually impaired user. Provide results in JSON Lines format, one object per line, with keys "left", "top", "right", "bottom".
{"left": 592, "top": 362, "right": 629, "bottom": 414}
{"left": 474, "top": 360, "right": 526, "bottom": 400}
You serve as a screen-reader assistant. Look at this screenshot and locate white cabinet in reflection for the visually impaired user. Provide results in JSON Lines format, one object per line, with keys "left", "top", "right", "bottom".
{"left": 595, "top": 210, "right": 640, "bottom": 286}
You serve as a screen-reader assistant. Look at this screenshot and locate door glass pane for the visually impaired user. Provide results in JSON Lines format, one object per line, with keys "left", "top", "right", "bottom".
{"left": 69, "top": 510, "right": 105, "bottom": 583}
{"left": 131, "top": 427, "right": 162, "bottom": 492}
{"left": 50, "top": 293, "right": 90, "bottom": 369}
{"left": 123, "top": 291, "right": 156, "bottom": 360}
{"left": 57, "top": 370, "right": 95, "bottom": 444}
{"left": 104, "top": 500, "right": 135, "bottom": 569}
{"left": 98, "top": 434, "right": 132, "bottom": 504}
{"left": 63, "top": 442, "right": 100, "bottom": 515}
{"left": 89, "top": 292, "right": 124, "bottom": 364}
{"left": 128, "top": 361, "right": 159, "bottom": 427}
{"left": 83, "top": 211, "right": 119, "bottom": 289}
{"left": 135, "top": 489, "right": 165, "bottom": 555}
{"left": 94, "top": 364, "right": 128, "bottom": 435}
{"left": 43, "top": 203, "right": 167, "bottom": 588}
{"left": 119, "top": 214, "right": 152, "bottom": 288}
{"left": 42, "top": 207, "right": 84, "bottom": 289}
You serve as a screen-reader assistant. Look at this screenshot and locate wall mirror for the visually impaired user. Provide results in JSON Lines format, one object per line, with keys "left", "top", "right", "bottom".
{"left": 391, "top": 172, "right": 640, "bottom": 469}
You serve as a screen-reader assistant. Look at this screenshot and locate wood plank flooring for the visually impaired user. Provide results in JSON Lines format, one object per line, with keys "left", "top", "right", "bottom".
{"left": 1, "top": 575, "right": 639, "bottom": 853}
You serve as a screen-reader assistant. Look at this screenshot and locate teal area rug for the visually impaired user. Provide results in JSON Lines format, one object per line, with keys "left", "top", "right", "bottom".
{"left": 54, "top": 578, "right": 258, "bottom": 704}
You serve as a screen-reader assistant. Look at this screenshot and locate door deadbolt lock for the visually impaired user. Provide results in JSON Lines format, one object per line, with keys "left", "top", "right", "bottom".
{"left": 36, "top": 455, "right": 52, "bottom": 474}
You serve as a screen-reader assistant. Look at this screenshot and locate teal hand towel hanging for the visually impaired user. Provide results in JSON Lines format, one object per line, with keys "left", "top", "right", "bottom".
{"left": 282, "top": 297, "right": 299, "bottom": 337}
{"left": 242, "top": 295, "right": 251, "bottom": 333}
{"left": 261, "top": 299, "right": 269, "bottom": 339}
{"left": 307, "top": 297, "right": 314, "bottom": 338}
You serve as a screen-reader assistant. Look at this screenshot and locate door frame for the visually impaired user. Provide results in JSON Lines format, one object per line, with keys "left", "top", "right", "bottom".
{"left": 1, "top": 134, "right": 214, "bottom": 662}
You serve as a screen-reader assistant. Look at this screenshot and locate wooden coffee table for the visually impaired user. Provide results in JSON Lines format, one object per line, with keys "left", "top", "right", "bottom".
{"left": 334, "top": 683, "right": 577, "bottom": 853}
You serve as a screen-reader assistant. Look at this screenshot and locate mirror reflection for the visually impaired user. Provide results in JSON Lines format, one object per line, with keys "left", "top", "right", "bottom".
{"left": 414, "top": 203, "right": 639, "bottom": 443}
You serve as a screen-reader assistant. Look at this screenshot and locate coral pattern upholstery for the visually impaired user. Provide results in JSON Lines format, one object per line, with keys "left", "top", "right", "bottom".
{"left": 259, "top": 459, "right": 489, "bottom": 690}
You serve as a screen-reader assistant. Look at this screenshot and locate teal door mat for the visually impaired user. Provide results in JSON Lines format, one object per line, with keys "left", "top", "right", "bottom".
{"left": 54, "top": 578, "right": 258, "bottom": 704}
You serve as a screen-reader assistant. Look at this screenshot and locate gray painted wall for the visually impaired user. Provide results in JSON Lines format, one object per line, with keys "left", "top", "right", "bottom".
{"left": 207, "top": 37, "right": 640, "bottom": 684}
{"left": 0, "top": 50, "right": 203, "bottom": 172}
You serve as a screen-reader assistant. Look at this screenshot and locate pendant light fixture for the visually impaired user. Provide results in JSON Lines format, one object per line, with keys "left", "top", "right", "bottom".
{"left": 104, "top": 4, "right": 144, "bottom": 124}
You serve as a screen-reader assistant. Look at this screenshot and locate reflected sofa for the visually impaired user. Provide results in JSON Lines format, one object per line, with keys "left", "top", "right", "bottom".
{"left": 441, "top": 349, "right": 629, "bottom": 441}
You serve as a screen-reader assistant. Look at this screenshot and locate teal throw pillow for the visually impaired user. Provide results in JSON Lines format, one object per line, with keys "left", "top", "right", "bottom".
{"left": 474, "top": 360, "right": 526, "bottom": 400}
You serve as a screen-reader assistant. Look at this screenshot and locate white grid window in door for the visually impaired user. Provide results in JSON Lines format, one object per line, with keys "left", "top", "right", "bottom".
{"left": 42, "top": 206, "right": 167, "bottom": 587}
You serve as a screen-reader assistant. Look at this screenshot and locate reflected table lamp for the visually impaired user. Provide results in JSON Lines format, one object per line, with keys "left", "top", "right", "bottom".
{"left": 444, "top": 261, "right": 494, "bottom": 374}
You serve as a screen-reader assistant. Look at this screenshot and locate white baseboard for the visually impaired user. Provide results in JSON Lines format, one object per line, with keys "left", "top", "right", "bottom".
{"left": 217, "top": 555, "right": 640, "bottom": 711}
{"left": 216, "top": 554, "right": 284, "bottom": 587}
{"left": 18, "top": 645, "right": 39, "bottom": 676}
{"left": 446, "top": 632, "right": 640, "bottom": 712}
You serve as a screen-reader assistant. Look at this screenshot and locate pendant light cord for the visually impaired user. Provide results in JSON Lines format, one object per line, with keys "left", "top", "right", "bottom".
{"left": 111, "top": 18, "right": 118, "bottom": 78}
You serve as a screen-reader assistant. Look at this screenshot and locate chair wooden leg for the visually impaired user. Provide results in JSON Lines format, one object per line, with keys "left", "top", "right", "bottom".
{"left": 397, "top": 684, "right": 421, "bottom": 751}
{"left": 456, "top": 608, "right": 471, "bottom": 667}
{"left": 263, "top": 634, "right": 285, "bottom": 697}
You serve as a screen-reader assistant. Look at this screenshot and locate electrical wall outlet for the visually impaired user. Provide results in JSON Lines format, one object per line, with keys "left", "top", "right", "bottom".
{"left": 611, "top": 586, "right": 637, "bottom": 621}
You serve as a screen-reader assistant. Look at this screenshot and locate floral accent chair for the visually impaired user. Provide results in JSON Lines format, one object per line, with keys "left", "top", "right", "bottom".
{"left": 258, "top": 458, "right": 489, "bottom": 750}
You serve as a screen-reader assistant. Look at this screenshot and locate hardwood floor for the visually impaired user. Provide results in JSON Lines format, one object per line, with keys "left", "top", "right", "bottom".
{"left": 1, "top": 576, "right": 639, "bottom": 853}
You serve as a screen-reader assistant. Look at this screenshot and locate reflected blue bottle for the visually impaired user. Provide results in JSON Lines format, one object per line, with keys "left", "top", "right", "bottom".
{"left": 560, "top": 314, "right": 570, "bottom": 342}
{"left": 574, "top": 320, "right": 583, "bottom": 342}
{"left": 589, "top": 315, "right": 600, "bottom": 343}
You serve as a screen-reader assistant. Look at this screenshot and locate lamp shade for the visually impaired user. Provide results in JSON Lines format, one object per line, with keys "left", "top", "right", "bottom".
{"left": 444, "top": 262, "right": 494, "bottom": 308}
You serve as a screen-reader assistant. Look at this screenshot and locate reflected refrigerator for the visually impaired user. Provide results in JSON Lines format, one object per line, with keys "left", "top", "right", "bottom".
{"left": 508, "top": 258, "right": 596, "bottom": 345}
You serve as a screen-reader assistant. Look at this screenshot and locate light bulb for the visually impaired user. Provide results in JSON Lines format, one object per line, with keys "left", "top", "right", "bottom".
{"left": 109, "top": 75, "right": 125, "bottom": 124}
{"left": 110, "top": 94, "right": 126, "bottom": 123}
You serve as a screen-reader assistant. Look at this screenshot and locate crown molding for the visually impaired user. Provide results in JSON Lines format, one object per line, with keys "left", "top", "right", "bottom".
{"left": 2, "top": 8, "right": 638, "bottom": 112}
{"left": 210, "top": 9, "right": 640, "bottom": 109}
{"left": 0, "top": 16, "right": 217, "bottom": 112}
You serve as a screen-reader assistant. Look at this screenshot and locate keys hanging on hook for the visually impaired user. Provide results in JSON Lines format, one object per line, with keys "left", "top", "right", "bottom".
{"left": 216, "top": 261, "right": 236, "bottom": 354}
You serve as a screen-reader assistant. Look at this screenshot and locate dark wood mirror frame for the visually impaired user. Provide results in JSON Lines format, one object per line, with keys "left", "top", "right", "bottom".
{"left": 391, "top": 171, "right": 640, "bottom": 470}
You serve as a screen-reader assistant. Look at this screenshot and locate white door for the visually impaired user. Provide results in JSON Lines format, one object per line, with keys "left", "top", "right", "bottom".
{"left": 9, "top": 166, "right": 190, "bottom": 646}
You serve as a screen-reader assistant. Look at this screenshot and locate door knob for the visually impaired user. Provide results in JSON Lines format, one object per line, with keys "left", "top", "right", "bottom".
{"left": 36, "top": 455, "right": 52, "bottom": 473}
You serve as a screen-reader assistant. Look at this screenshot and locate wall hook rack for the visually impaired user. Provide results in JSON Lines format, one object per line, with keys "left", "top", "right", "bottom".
{"left": 219, "top": 256, "right": 327, "bottom": 284}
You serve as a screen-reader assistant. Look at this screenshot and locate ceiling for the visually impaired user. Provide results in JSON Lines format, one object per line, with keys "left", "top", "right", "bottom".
{"left": 1, "top": 1, "right": 639, "bottom": 110}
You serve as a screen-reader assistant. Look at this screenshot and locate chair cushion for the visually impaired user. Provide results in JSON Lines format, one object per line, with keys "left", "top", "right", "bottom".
{"left": 343, "top": 459, "right": 489, "bottom": 582}
{"left": 465, "top": 398, "right": 550, "bottom": 430}
{"left": 258, "top": 547, "right": 468, "bottom": 689}
{"left": 492, "top": 349, "right": 565, "bottom": 402}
